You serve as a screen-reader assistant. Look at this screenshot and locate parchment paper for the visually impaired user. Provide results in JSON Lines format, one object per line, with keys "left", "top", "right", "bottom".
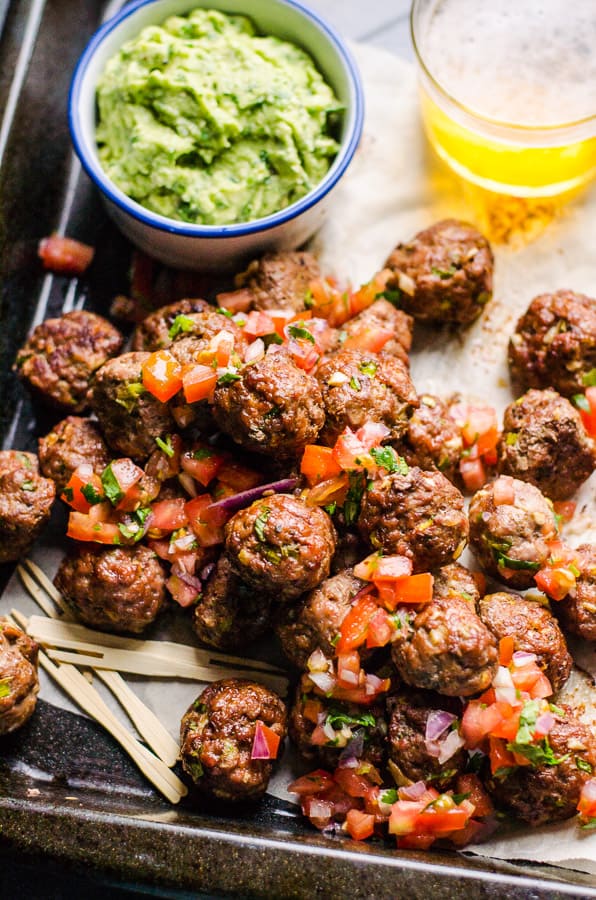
{"left": 3, "top": 40, "right": 596, "bottom": 877}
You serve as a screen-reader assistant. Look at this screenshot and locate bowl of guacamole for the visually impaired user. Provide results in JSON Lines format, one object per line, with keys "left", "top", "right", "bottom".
{"left": 69, "top": 0, "right": 364, "bottom": 270}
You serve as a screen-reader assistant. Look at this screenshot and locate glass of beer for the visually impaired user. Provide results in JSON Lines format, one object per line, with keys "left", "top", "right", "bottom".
{"left": 411, "top": 0, "right": 596, "bottom": 198}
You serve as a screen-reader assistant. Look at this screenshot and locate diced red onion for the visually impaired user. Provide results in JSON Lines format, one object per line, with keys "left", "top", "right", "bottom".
{"left": 307, "top": 648, "right": 329, "bottom": 674}
{"left": 171, "top": 566, "right": 202, "bottom": 591}
{"left": 365, "top": 673, "right": 384, "bottom": 695}
{"left": 208, "top": 477, "right": 298, "bottom": 516}
{"left": 178, "top": 472, "right": 198, "bottom": 498}
{"left": 437, "top": 729, "right": 465, "bottom": 764}
{"left": 245, "top": 338, "right": 265, "bottom": 364}
{"left": 493, "top": 666, "right": 517, "bottom": 704}
{"left": 250, "top": 725, "right": 271, "bottom": 760}
{"left": 512, "top": 650, "right": 537, "bottom": 667}
{"left": 309, "top": 672, "right": 336, "bottom": 693}
{"left": 337, "top": 668, "right": 359, "bottom": 686}
{"left": 170, "top": 532, "right": 197, "bottom": 553}
{"left": 200, "top": 561, "right": 216, "bottom": 582}
{"left": 308, "top": 799, "right": 333, "bottom": 820}
{"left": 425, "top": 710, "right": 456, "bottom": 744}
{"left": 399, "top": 781, "right": 427, "bottom": 801}
{"left": 339, "top": 731, "right": 364, "bottom": 765}
{"left": 322, "top": 720, "right": 338, "bottom": 742}
{"left": 535, "top": 712, "right": 555, "bottom": 735}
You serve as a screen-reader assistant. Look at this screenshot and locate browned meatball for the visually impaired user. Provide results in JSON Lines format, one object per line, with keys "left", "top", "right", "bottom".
{"left": 0, "top": 451, "right": 55, "bottom": 564}
{"left": 358, "top": 467, "right": 468, "bottom": 573}
{"left": 38, "top": 416, "right": 110, "bottom": 494}
{"left": 468, "top": 476, "right": 558, "bottom": 589}
{"left": 180, "top": 678, "right": 287, "bottom": 802}
{"left": 14, "top": 310, "right": 123, "bottom": 411}
{"left": 403, "top": 394, "right": 464, "bottom": 481}
{"left": 391, "top": 596, "right": 498, "bottom": 697}
{"left": 289, "top": 681, "right": 386, "bottom": 770}
{"left": 225, "top": 494, "right": 336, "bottom": 602}
{"left": 479, "top": 592, "right": 572, "bottom": 693}
{"left": 167, "top": 310, "right": 246, "bottom": 366}
{"left": 54, "top": 544, "right": 166, "bottom": 634}
{"left": 315, "top": 348, "right": 418, "bottom": 446}
{"left": 497, "top": 389, "right": 596, "bottom": 501}
{"left": 193, "top": 556, "right": 273, "bottom": 650}
{"left": 213, "top": 349, "right": 325, "bottom": 460}
{"left": 333, "top": 299, "right": 413, "bottom": 366}
{"left": 89, "top": 352, "right": 174, "bottom": 460}
{"left": 487, "top": 709, "right": 596, "bottom": 825}
{"left": 131, "top": 298, "right": 212, "bottom": 351}
{"left": 0, "top": 618, "right": 39, "bottom": 735}
{"left": 508, "top": 290, "right": 596, "bottom": 398}
{"left": 432, "top": 561, "right": 481, "bottom": 606}
{"left": 556, "top": 544, "right": 596, "bottom": 642}
{"left": 384, "top": 219, "right": 493, "bottom": 325}
{"left": 275, "top": 568, "right": 366, "bottom": 669}
{"left": 236, "top": 251, "right": 320, "bottom": 312}
{"left": 387, "top": 689, "right": 466, "bottom": 791}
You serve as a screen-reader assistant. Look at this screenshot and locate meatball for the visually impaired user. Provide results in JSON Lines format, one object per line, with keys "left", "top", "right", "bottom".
{"left": 225, "top": 494, "right": 336, "bottom": 603}
{"left": 89, "top": 351, "right": 174, "bottom": 460}
{"left": 0, "top": 451, "right": 55, "bottom": 564}
{"left": 193, "top": 556, "right": 273, "bottom": 650}
{"left": 468, "top": 476, "right": 558, "bottom": 589}
{"left": 54, "top": 544, "right": 166, "bottom": 634}
{"left": 403, "top": 394, "right": 464, "bottom": 481}
{"left": 180, "top": 678, "right": 287, "bottom": 802}
{"left": 333, "top": 299, "right": 413, "bottom": 367}
{"left": 236, "top": 251, "right": 320, "bottom": 312}
{"left": 479, "top": 592, "right": 572, "bottom": 693}
{"left": 387, "top": 689, "right": 466, "bottom": 791}
{"left": 14, "top": 310, "right": 123, "bottom": 411}
{"left": 556, "top": 544, "right": 596, "bottom": 642}
{"left": 391, "top": 596, "right": 498, "bottom": 697}
{"left": 275, "top": 569, "right": 366, "bottom": 669}
{"left": 167, "top": 310, "right": 246, "bottom": 366}
{"left": 497, "top": 389, "right": 595, "bottom": 500}
{"left": 384, "top": 219, "right": 493, "bottom": 325}
{"left": 487, "top": 709, "right": 596, "bottom": 825}
{"left": 508, "top": 290, "right": 596, "bottom": 398}
{"left": 131, "top": 298, "right": 212, "bottom": 351}
{"left": 38, "top": 416, "right": 110, "bottom": 493}
{"left": 358, "top": 467, "right": 468, "bottom": 573}
{"left": 289, "top": 681, "right": 386, "bottom": 770}
{"left": 212, "top": 349, "right": 325, "bottom": 460}
{"left": 432, "top": 561, "right": 481, "bottom": 606}
{"left": 315, "top": 348, "right": 418, "bottom": 446}
{"left": 0, "top": 618, "right": 39, "bottom": 735}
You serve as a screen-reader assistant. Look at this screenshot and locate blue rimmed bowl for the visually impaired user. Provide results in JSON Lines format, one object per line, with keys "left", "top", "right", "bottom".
{"left": 69, "top": 0, "right": 364, "bottom": 270}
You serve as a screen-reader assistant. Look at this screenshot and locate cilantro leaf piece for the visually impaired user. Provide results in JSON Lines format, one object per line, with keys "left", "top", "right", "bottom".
{"left": 576, "top": 757, "right": 593, "bottom": 774}
{"left": 0, "top": 678, "right": 11, "bottom": 699}
{"left": 431, "top": 265, "right": 457, "bottom": 279}
{"left": 168, "top": 314, "right": 194, "bottom": 340}
{"left": 349, "top": 376, "right": 361, "bottom": 391}
{"left": 101, "top": 462, "right": 124, "bottom": 505}
{"left": 376, "top": 289, "right": 402, "bottom": 307}
{"left": 254, "top": 506, "right": 271, "bottom": 542}
{"left": 155, "top": 435, "right": 175, "bottom": 458}
{"left": 380, "top": 788, "right": 398, "bottom": 804}
{"left": 325, "top": 709, "right": 376, "bottom": 731}
{"left": 359, "top": 360, "right": 378, "bottom": 377}
{"left": 582, "top": 369, "right": 596, "bottom": 387}
{"left": 506, "top": 736, "right": 569, "bottom": 767}
{"left": 288, "top": 323, "right": 315, "bottom": 344}
{"left": 573, "top": 394, "right": 590, "bottom": 413}
{"left": 217, "top": 371, "right": 241, "bottom": 385}
{"left": 370, "top": 446, "right": 409, "bottom": 474}
{"left": 343, "top": 472, "right": 366, "bottom": 526}
{"left": 81, "top": 483, "right": 104, "bottom": 505}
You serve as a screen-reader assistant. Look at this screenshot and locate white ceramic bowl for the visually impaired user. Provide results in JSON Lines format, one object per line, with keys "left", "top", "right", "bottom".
{"left": 69, "top": 0, "right": 364, "bottom": 270}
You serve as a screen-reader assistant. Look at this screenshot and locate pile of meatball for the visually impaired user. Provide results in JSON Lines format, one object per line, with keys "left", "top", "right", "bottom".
{"left": 1, "top": 219, "right": 595, "bottom": 834}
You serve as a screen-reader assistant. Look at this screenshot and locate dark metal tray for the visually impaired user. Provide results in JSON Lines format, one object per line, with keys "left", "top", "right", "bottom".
{"left": 1, "top": 2, "right": 595, "bottom": 896}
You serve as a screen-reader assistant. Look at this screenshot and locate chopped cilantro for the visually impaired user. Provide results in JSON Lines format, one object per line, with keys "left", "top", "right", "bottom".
{"left": 506, "top": 737, "right": 569, "bottom": 767}
{"left": 217, "top": 371, "right": 241, "bottom": 385}
{"left": 264, "top": 404, "right": 282, "bottom": 419}
{"left": 573, "top": 393, "right": 590, "bottom": 413}
{"left": 514, "top": 699, "right": 541, "bottom": 744}
{"left": 0, "top": 678, "right": 11, "bottom": 699}
{"left": 581, "top": 818, "right": 596, "bottom": 830}
{"left": 377, "top": 289, "right": 402, "bottom": 307}
{"left": 505, "top": 432, "right": 519, "bottom": 446}
{"left": 451, "top": 792, "right": 471, "bottom": 805}
{"left": 380, "top": 788, "right": 398, "bottom": 805}
{"left": 330, "top": 633, "right": 340, "bottom": 647}
{"left": 101, "top": 463, "right": 124, "bottom": 505}
{"left": 21, "top": 480, "right": 36, "bottom": 492}
{"left": 431, "top": 265, "right": 457, "bottom": 279}
{"left": 118, "top": 507, "right": 152, "bottom": 542}
{"left": 343, "top": 472, "right": 366, "bottom": 526}
{"left": 155, "top": 435, "right": 175, "bottom": 458}
{"left": 370, "top": 446, "right": 409, "bottom": 474}
{"left": 168, "top": 314, "right": 194, "bottom": 339}
{"left": 254, "top": 506, "right": 271, "bottom": 542}
{"left": 582, "top": 369, "right": 596, "bottom": 387}
{"left": 62, "top": 487, "right": 74, "bottom": 502}
{"left": 467, "top": 751, "right": 485, "bottom": 774}
{"left": 193, "top": 447, "right": 213, "bottom": 460}
{"left": 323, "top": 501, "right": 337, "bottom": 516}
{"left": 359, "top": 360, "right": 378, "bottom": 377}
{"left": 326, "top": 709, "right": 376, "bottom": 731}
{"left": 216, "top": 307, "right": 234, "bottom": 319}
{"left": 288, "top": 323, "right": 315, "bottom": 344}
{"left": 185, "top": 758, "right": 204, "bottom": 781}
{"left": 576, "top": 757, "right": 593, "bottom": 774}
{"left": 349, "top": 375, "right": 361, "bottom": 391}
{"left": 81, "top": 483, "right": 103, "bottom": 505}
{"left": 115, "top": 381, "right": 145, "bottom": 412}
{"left": 263, "top": 332, "right": 283, "bottom": 347}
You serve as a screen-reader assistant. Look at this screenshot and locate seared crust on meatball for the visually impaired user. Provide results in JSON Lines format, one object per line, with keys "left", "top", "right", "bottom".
{"left": 508, "top": 290, "right": 596, "bottom": 397}
{"left": 213, "top": 350, "right": 325, "bottom": 459}
{"left": 468, "top": 476, "right": 558, "bottom": 589}
{"left": 167, "top": 310, "right": 246, "bottom": 366}
{"left": 403, "top": 394, "right": 464, "bottom": 481}
{"left": 487, "top": 709, "right": 596, "bottom": 825}
{"left": 54, "top": 544, "right": 166, "bottom": 634}
{"left": 38, "top": 416, "right": 110, "bottom": 493}
{"left": 387, "top": 689, "right": 466, "bottom": 791}
{"left": 275, "top": 569, "right": 366, "bottom": 669}
{"left": 332, "top": 299, "right": 413, "bottom": 366}
{"left": 479, "top": 592, "right": 572, "bottom": 693}
{"left": 289, "top": 681, "right": 386, "bottom": 770}
{"left": 391, "top": 596, "right": 498, "bottom": 697}
{"left": 225, "top": 494, "right": 336, "bottom": 602}
{"left": 14, "top": 310, "right": 123, "bottom": 411}
{"left": 236, "top": 251, "right": 320, "bottom": 312}
{"left": 497, "top": 389, "right": 596, "bottom": 500}
{"left": 556, "top": 544, "right": 596, "bottom": 642}
{"left": 0, "top": 451, "right": 55, "bottom": 563}
{"left": 432, "top": 562, "right": 481, "bottom": 606}
{"left": 131, "top": 298, "right": 212, "bottom": 351}
{"left": 358, "top": 467, "right": 468, "bottom": 573}
{"left": 385, "top": 219, "right": 493, "bottom": 325}
{"left": 315, "top": 348, "right": 418, "bottom": 446}
{"left": 89, "top": 351, "right": 174, "bottom": 460}
{"left": 180, "top": 678, "right": 287, "bottom": 801}
{"left": 0, "top": 618, "right": 39, "bottom": 735}
{"left": 193, "top": 556, "right": 273, "bottom": 650}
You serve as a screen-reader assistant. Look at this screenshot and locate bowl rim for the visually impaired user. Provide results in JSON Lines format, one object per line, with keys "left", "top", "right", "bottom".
{"left": 68, "top": 0, "right": 364, "bottom": 238}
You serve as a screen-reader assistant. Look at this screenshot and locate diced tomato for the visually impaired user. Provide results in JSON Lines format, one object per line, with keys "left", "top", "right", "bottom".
{"left": 216, "top": 288, "right": 254, "bottom": 314}
{"left": 388, "top": 800, "right": 427, "bottom": 836}
{"left": 396, "top": 831, "right": 436, "bottom": 850}
{"left": 300, "top": 445, "right": 342, "bottom": 486}
{"left": 216, "top": 459, "right": 262, "bottom": 491}
{"left": 61, "top": 464, "right": 103, "bottom": 513}
{"left": 355, "top": 422, "right": 391, "bottom": 449}
{"left": 578, "top": 387, "right": 596, "bottom": 438}
{"left": 462, "top": 700, "right": 505, "bottom": 748}
{"left": 376, "top": 573, "right": 434, "bottom": 610}
{"left": 534, "top": 565, "right": 576, "bottom": 601}
{"left": 365, "top": 607, "right": 396, "bottom": 648}
{"left": 345, "top": 809, "right": 375, "bottom": 841}
{"left": 38, "top": 234, "right": 94, "bottom": 275}
{"left": 334, "top": 767, "right": 376, "bottom": 800}
{"left": 577, "top": 778, "right": 596, "bottom": 821}
{"left": 510, "top": 661, "right": 553, "bottom": 698}
{"left": 149, "top": 498, "right": 188, "bottom": 533}
{"left": 498, "top": 636, "right": 515, "bottom": 667}
{"left": 252, "top": 721, "right": 281, "bottom": 759}
{"left": 451, "top": 402, "right": 499, "bottom": 455}
{"left": 332, "top": 428, "right": 372, "bottom": 472}
{"left": 372, "top": 555, "right": 413, "bottom": 582}
{"left": 185, "top": 495, "right": 225, "bottom": 547}
{"left": 308, "top": 277, "right": 351, "bottom": 326}
{"left": 489, "top": 703, "right": 522, "bottom": 741}
{"left": 337, "top": 595, "right": 379, "bottom": 653}
{"left": 181, "top": 446, "right": 225, "bottom": 487}
{"left": 488, "top": 736, "right": 516, "bottom": 774}
{"left": 108, "top": 458, "right": 145, "bottom": 511}
{"left": 493, "top": 476, "right": 516, "bottom": 506}
{"left": 302, "top": 699, "right": 324, "bottom": 724}
{"left": 242, "top": 310, "right": 276, "bottom": 339}
{"left": 553, "top": 500, "right": 577, "bottom": 524}
{"left": 66, "top": 511, "right": 120, "bottom": 544}
{"left": 142, "top": 350, "right": 183, "bottom": 402}
{"left": 287, "top": 339, "right": 320, "bottom": 372}
{"left": 456, "top": 774, "right": 493, "bottom": 818}
{"left": 166, "top": 573, "right": 200, "bottom": 608}
{"left": 288, "top": 770, "right": 335, "bottom": 797}
{"left": 197, "top": 330, "right": 235, "bottom": 368}
{"left": 336, "top": 650, "right": 362, "bottom": 687}
{"left": 416, "top": 807, "right": 471, "bottom": 835}
{"left": 459, "top": 455, "right": 486, "bottom": 492}
{"left": 348, "top": 270, "right": 391, "bottom": 318}
{"left": 182, "top": 365, "right": 218, "bottom": 403}
{"left": 342, "top": 325, "right": 394, "bottom": 354}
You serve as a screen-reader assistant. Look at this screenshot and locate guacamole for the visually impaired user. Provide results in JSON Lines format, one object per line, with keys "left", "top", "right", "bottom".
{"left": 96, "top": 8, "right": 342, "bottom": 226}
